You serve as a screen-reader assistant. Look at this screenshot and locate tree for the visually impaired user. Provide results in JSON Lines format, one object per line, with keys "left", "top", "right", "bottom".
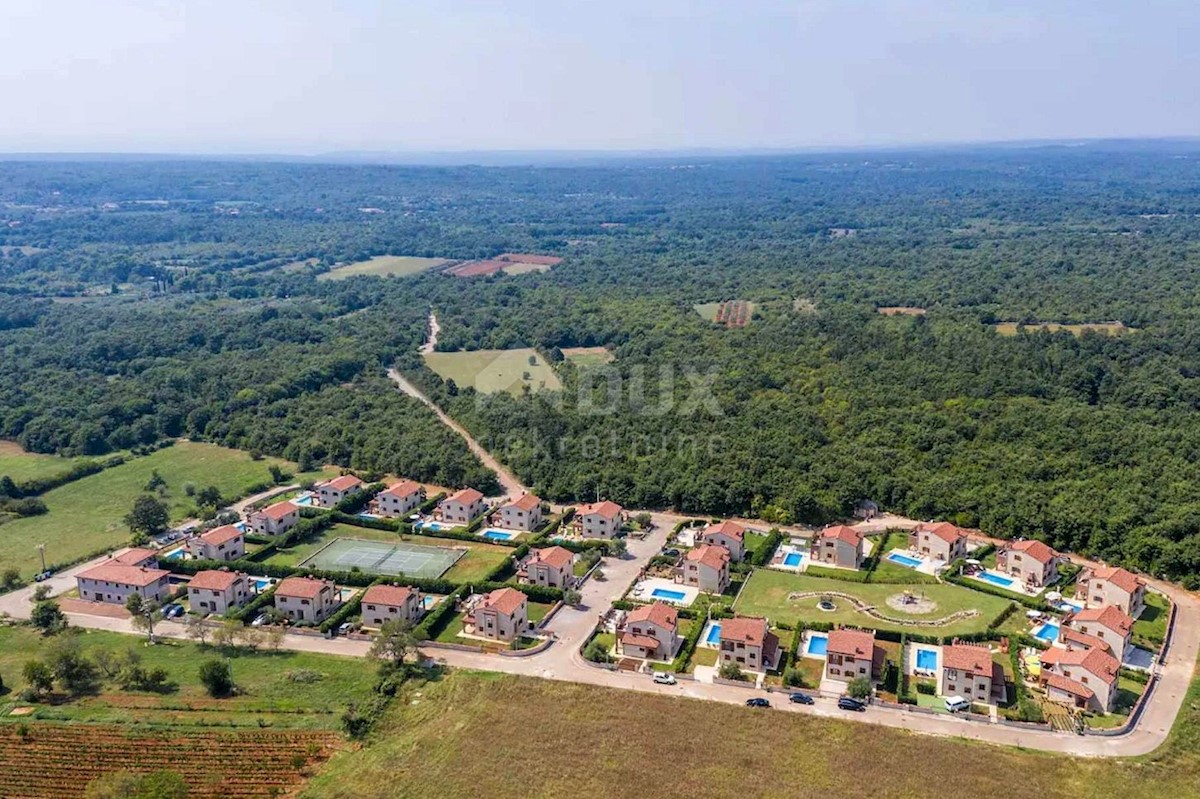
{"left": 268, "top": 464, "right": 285, "bottom": 483}
{"left": 847, "top": 676, "right": 872, "bottom": 700}
{"left": 30, "top": 600, "right": 67, "bottom": 634}
{"left": 634, "top": 512, "right": 652, "bottom": 529}
{"left": 238, "top": 625, "right": 266, "bottom": 652}
{"left": 45, "top": 637, "right": 100, "bottom": 695}
{"left": 183, "top": 614, "right": 210, "bottom": 646}
{"left": 195, "top": 486, "right": 223, "bottom": 508}
{"left": 0, "top": 567, "right": 21, "bottom": 591}
{"left": 369, "top": 619, "right": 422, "bottom": 666}
{"left": 265, "top": 626, "right": 286, "bottom": 652}
{"left": 211, "top": 619, "right": 242, "bottom": 649}
{"left": 0, "top": 475, "right": 20, "bottom": 498}
{"left": 31, "top": 584, "right": 51, "bottom": 602}
{"left": 582, "top": 639, "right": 610, "bottom": 663}
{"left": 563, "top": 588, "right": 582, "bottom": 607}
{"left": 22, "top": 660, "right": 53, "bottom": 695}
{"left": 144, "top": 470, "right": 166, "bottom": 492}
{"left": 718, "top": 662, "right": 747, "bottom": 681}
{"left": 198, "top": 658, "right": 233, "bottom": 697}
{"left": 125, "top": 495, "right": 169, "bottom": 539}
{"left": 126, "top": 594, "right": 162, "bottom": 642}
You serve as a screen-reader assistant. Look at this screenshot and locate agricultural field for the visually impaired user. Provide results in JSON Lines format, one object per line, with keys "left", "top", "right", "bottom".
{"left": 423, "top": 348, "right": 562, "bottom": 395}
{"left": 734, "top": 569, "right": 1014, "bottom": 637}
{"left": 318, "top": 255, "right": 448, "bottom": 281}
{"left": 303, "top": 669, "right": 1200, "bottom": 799}
{"left": 0, "top": 441, "right": 90, "bottom": 484}
{"left": 876, "top": 306, "right": 927, "bottom": 316}
{"left": 561, "top": 346, "right": 615, "bottom": 368}
{"left": 498, "top": 262, "right": 551, "bottom": 275}
{"left": 693, "top": 300, "right": 755, "bottom": 328}
{"left": 993, "top": 321, "right": 1136, "bottom": 336}
{"left": 0, "top": 442, "right": 319, "bottom": 578}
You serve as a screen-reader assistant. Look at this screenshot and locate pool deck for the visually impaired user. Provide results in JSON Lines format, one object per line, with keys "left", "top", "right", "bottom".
{"left": 966, "top": 568, "right": 1039, "bottom": 596}
{"left": 883, "top": 547, "right": 944, "bottom": 576}
{"left": 908, "top": 643, "right": 942, "bottom": 676}
{"left": 802, "top": 631, "right": 829, "bottom": 660}
{"left": 699, "top": 619, "right": 722, "bottom": 649}
{"left": 769, "top": 544, "right": 810, "bottom": 573}
{"left": 629, "top": 576, "right": 700, "bottom": 607}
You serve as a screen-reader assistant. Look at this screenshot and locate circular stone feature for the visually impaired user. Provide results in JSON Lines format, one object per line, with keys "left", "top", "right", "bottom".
{"left": 886, "top": 592, "right": 937, "bottom": 615}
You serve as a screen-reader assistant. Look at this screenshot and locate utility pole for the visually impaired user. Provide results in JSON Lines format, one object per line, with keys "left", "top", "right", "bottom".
{"left": 35, "top": 544, "right": 46, "bottom": 573}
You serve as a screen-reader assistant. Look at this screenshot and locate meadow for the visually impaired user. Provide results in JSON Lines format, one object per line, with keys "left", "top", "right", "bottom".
{"left": 0, "top": 442, "right": 316, "bottom": 578}
{"left": 561, "top": 346, "right": 615, "bottom": 368}
{"left": 317, "top": 255, "right": 448, "bottom": 281}
{"left": 0, "top": 441, "right": 89, "bottom": 484}
{"left": 302, "top": 668, "right": 1200, "bottom": 799}
{"left": 423, "top": 349, "right": 562, "bottom": 395}
{"left": 993, "top": 321, "right": 1135, "bottom": 336}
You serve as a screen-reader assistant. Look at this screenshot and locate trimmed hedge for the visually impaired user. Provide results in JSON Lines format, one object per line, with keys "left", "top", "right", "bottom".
{"left": 414, "top": 585, "right": 469, "bottom": 640}
{"left": 331, "top": 511, "right": 401, "bottom": 532}
{"left": 333, "top": 483, "right": 382, "bottom": 515}
{"left": 417, "top": 492, "right": 446, "bottom": 515}
{"left": 670, "top": 611, "right": 708, "bottom": 673}
{"left": 319, "top": 581, "right": 376, "bottom": 633}
{"left": 230, "top": 585, "right": 277, "bottom": 622}
{"left": 805, "top": 564, "right": 870, "bottom": 583}
{"left": 528, "top": 511, "right": 571, "bottom": 544}
{"left": 943, "top": 569, "right": 1053, "bottom": 612}
{"left": 749, "top": 529, "right": 783, "bottom": 568}
{"left": 399, "top": 522, "right": 521, "bottom": 549}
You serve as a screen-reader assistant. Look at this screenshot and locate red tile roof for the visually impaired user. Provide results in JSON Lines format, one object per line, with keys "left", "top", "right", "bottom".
{"left": 685, "top": 544, "right": 731, "bottom": 570}
{"left": 189, "top": 570, "right": 244, "bottom": 591}
{"left": 827, "top": 628, "right": 875, "bottom": 658}
{"left": 505, "top": 493, "right": 541, "bottom": 512}
{"left": 1053, "top": 645, "right": 1120, "bottom": 682}
{"left": 704, "top": 520, "right": 746, "bottom": 542}
{"left": 362, "top": 584, "right": 417, "bottom": 607}
{"left": 720, "top": 616, "right": 768, "bottom": 647}
{"left": 818, "top": 525, "right": 863, "bottom": 546}
{"left": 80, "top": 562, "right": 169, "bottom": 587}
{"left": 199, "top": 525, "right": 242, "bottom": 546}
{"left": 1003, "top": 539, "right": 1058, "bottom": 564}
{"left": 917, "top": 522, "right": 965, "bottom": 544}
{"left": 480, "top": 587, "right": 527, "bottom": 616}
{"left": 529, "top": 546, "right": 574, "bottom": 570}
{"left": 322, "top": 474, "right": 364, "bottom": 492}
{"left": 578, "top": 500, "right": 623, "bottom": 519}
{"left": 626, "top": 601, "right": 677, "bottom": 630}
{"left": 446, "top": 487, "right": 484, "bottom": 506}
{"left": 1044, "top": 671, "right": 1095, "bottom": 700}
{"left": 1085, "top": 565, "right": 1145, "bottom": 595}
{"left": 113, "top": 547, "right": 158, "bottom": 566}
{"left": 1059, "top": 627, "right": 1111, "bottom": 653}
{"left": 618, "top": 631, "right": 662, "bottom": 651}
{"left": 276, "top": 576, "right": 334, "bottom": 600}
{"left": 381, "top": 479, "right": 422, "bottom": 499}
{"left": 257, "top": 500, "right": 298, "bottom": 520}
{"left": 1069, "top": 605, "right": 1134, "bottom": 636}
{"left": 941, "top": 642, "right": 993, "bottom": 674}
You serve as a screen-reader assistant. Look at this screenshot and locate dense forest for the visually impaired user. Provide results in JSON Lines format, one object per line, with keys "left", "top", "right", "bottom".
{"left": 3, "top": 144, "right": 1200, "bottom": 584}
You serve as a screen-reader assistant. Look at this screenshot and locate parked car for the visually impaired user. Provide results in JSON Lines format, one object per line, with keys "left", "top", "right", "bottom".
{"left": 837, "top": 696, "right": 867, "bottom": 712}
{"left": 944, "top": 696, "right": 971, "bottom": 713}
{"left": 653, "top": 672, "right": 677, "bottom": 685}
{"left": 163, "top": 604, "right": 184, "bottom": 618}
{"left": 337, "top": 622, "right": 354, "bottom": 636}
{"left": 745, "top": 697, "right": 771, "bottom": 708}
{"left": 663, "top": 548, "right": 681, "bottom": 558}
{"left": 250, "top": 613, "right": 268, "bottom": 627}
{"left": 788, "top": 692, "right": 815, "bottom": 705}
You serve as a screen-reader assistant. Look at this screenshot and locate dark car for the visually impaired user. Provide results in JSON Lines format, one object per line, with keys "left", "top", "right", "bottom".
{"left": 788, "top": 692, "right": 815, "bottom": 705}
{"left": 837, "top": 696, "right": 867, "bottom": 712}
{"left": 745, "top": 697, "right": 771, "bottom": 708}
{"left": 663, "top": 548, "right": 681, "bottom": 558}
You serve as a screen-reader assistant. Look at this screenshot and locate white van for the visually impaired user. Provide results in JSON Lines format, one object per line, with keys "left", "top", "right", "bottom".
{"left": 944, "top": 696, "right": 971, "bottom": 713}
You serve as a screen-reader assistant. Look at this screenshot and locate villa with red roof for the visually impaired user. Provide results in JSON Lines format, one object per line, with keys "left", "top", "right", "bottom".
{"left": 77, "top": 561, "right": 171, "bottom": 605}
{"left": 825, "top": 628, "right": 883, "bottom": 683}
{"left": 908, "top": 522, "right": 968, "bottom": 563}
{"left": 1039, "top": 645, "right": 1120, "bottom": 712}
{"left": 315, "top": 474, "right": 365, "bottom": 508}
{"left": 113, "top": 547, "right": 158, "bottom": 568}
{"left": 520, "top": 546, "right": 576, "bottom": 589}
{"left": 701, "top": 520, "right": 746, "bottom": 561}
{"left": 681, "top": 544, "right": 731, "bottom": 594}
{"left": 938, "top": 642, "right": 1006, "bottom": 704}
{"left": 376, "top": 480, "right": 425, "bottom": 518}
{"left": 187, "top": 524, "right": 245, "bottom": 562}
{"left": 439, "top": 488, "right": 486, "bottom": 524}
{"left": 996, "top": 539, "right": 1063, "bottom": 589}
{"left": 247, "top": 500, "right": 300, "bottom": 536}
{"left": 1076, "top": 565, "right": 1147, "bottom": 619}
{"left": 499, "top": 493, "right": 544, "bottom": 532}
{"left": 574, "top": 500, "right": 625, "bottom": 539}
{"left": 274, "top": 576, "right": 339, "bottom": 624}
{"left": 617, "top": 601, "right": 680, "bottom": 660}
{"left": 470, "top": 587, "right": 529, "bottom": 642}
{"left": 361, "top": 584, "right": 424, "bottom": 628}
{"left": 188, "top": 570, "right": 251, "bottom": 615}
{"left": 810, "top": 525, "right": 865, "bottom": 570}
{"left": 1062, "top": 605, "right": 1135, "bottom": 662}
{"left": 718, "top": 616, "right": 780, "bottom": 673}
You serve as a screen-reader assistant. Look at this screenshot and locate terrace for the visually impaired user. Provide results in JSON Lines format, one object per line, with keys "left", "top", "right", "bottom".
{"left": 629, "top": 577, "right": 699, "bottom": 607}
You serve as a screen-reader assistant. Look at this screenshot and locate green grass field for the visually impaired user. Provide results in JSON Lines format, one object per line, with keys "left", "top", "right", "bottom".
{"left": 0, "top": 626, "right": 376, "bottom": 730}
{"left": 1134, "top": 591, "right": 1170, "bottom": 650}
{"left": 0, "top": 441, "right": 91, "bottom": 484}
{"left": 734, "top": 569, "right": 1013, "bottom": 637}
{"left": 993, "top": 321, "right": 1135, "bottom": 337}
{"left": 0, "top": 442, "right": 317, "bottom": 578}
{"left": 560, "top": 346, "right": 614, "bottom": 368}
{"left": 423, "top": 349, "right": 562, "bottom": 395}
{"left": 302, "top": 665, "right": 1200, "bottom": 799}
{"left": 317, "top": 256, "right": 447, "bottom": 281}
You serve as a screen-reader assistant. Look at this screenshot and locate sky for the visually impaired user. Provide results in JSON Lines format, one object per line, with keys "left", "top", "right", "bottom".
{"left": 0, "top": 0, "right": 1197, "bottom": 155}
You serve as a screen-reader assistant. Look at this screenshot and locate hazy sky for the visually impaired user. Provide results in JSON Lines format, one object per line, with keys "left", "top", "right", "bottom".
{"left": 1, "top": 0, "right": 1197, "bottom": 154}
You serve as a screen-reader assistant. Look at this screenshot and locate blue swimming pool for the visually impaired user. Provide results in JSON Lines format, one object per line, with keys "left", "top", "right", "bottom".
{"left": 705, "top": 623, "right": 722, "bottom": 645}
{"left": 806, "top": 634, "right": 829, "bottom": 656}
{"left": 887, "top": 552, "right": 923, "bottom": 568}
{"left": 481, "top": 528, "right": 517, "bottom": 541}
{"left": 1056, "top": 599, "right": 1084, "bottom": 613}
{"left": 978, "top": 570, "right": 1016, "bottom": 589}
{"left": 783, "top": 551, "right": 804, "bottom": 567}
{"left": 915, "top": 648, "right": 938, "bottom": 671}
{"left": 253, "top": 578, "right": 272, "bottom": 592}
{"left": 420, "top": 520, "right": 452, "bottom": 532}
{"left": 1033, "top": 622, "right": 1060, "bottom": 642}
{"left": 292, "top": 495, "right": 314, "bottom": 506}
{"left": 163, "top": 548, "right": 186, "bottom": 561}
{"left": 650, "top": 588, "right": 687, "bottom": 602}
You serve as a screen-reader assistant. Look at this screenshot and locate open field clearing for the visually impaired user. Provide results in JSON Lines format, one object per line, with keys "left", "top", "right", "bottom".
{"left": 498, "top": 261, "right": 551, "bottom": 275}
{"left": 993, "top": 321, "right": 1136, "bottom": 336}
{"left": 0, "top": 441, "right": 89, "bottom": 484}
{"left": 0, "top": 245, "right": 44, "bottom": 256}
{"left": 561, "top": 346, "right": 615, "bottom": 367}
{"left": 694, "top": 300, "right": 755, "bottom": 328}
{"left": 424, "top": 348, "right": 562, "bottom": 395}
{"left": 734, "top": 569, "right": 1013, "bottom": 637}
{"left": 303, "top": 670, "right": 1200, "bottom": 799}
{"left": 792, "top": 297, "right": 818, "bottom": 314}
{"left": 318, "top": 255, "right": 448, "bottom": 281}
{"left": 876, "top": 306, "right": 927, "bottom": 316}
{"left": 0, "top": 442, "right": 318, "bottom": 577}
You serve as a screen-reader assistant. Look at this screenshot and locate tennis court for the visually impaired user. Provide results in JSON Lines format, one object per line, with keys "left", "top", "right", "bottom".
{"left": 300, "top": 537, "right": 464, "bottom": 579}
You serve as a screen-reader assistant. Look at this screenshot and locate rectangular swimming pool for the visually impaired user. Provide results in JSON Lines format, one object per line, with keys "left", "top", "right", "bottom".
{"left": 650, "top": 588, "right": 687, "bottom": 602}
{"left": 978, "top": 571, "right": 1016, "bottom": 589}
{"left": 915, "top": 648, "right": 938, "bottom": 671}
{"left": 481, "top": 529, "right": 517, "bottom": 541}
{"left": 420, "top": 520, "right": 453, "bottom": 532}
{"left": 1033, "top": 622, "right": 1060, "bottom": 642}
{"left": 887, "top": 552, "right": 922, "bottom": 568}
{"left": 806, "top": 634, "right": 828, "bottom": 656}
{"left": 705, "top": 624, "right": 722, "bottom": 645}
{"left": 783, "top": 552, "right": 804, "bottom": 567}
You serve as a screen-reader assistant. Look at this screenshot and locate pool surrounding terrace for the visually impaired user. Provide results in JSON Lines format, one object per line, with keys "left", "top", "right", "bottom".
{"left": 629, "top": 577, "right": 699, "bottom": 607}
{"left": 772, "top": 545, "right": 808, "bottom": 572}
{"left": 887, "top": 552, "right": 923, "bottom": 568}
{"left": 700, "top": 620, "right": 722, "bottom": 648}
{"left": 292, "top": 493, "right": 315, "bottom": 507}
{"left": 418, "top": 520, "right": 458, "bottom": 532}
{"left": 912, "top": 644, "right": 940, "bottom": 675}
{"left": 162, "top": 547, "right": 186, "bottom": 561}
{"left": 803, "top": 632, "right": 829, "bottom": 658}
{"left": 967, "top": 568, "right": 1040, "bottom": 594}
{"left": 1033, "top": 621, "right": 1060, "bottom": 643}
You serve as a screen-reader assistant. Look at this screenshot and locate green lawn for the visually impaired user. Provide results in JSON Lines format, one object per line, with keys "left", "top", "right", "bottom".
{"left": 1134, "top": 592, "right": 1170, "bottom": 650}
{"left": 560, "top": 347, "right": 614, "bottom": 368}
{"left": 423, "top": 349, "right": 562, "bottom": 395}
{"left": 317, "top": 255, "right": 447, "bottom": 281}
{"left": 0, "top": 626, "right": 377, "bottom": 730}
{"left": 743, "top": 531, "right": 772, "bottom": 561}
{"left": 734, "top": 569, "right": 1013, "bottom": 637}
{"left": 0, "top": 442, "right": 315, "bottom": 579}
{"left": 0, "top": 441, "right": 91, "bottom": 484}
